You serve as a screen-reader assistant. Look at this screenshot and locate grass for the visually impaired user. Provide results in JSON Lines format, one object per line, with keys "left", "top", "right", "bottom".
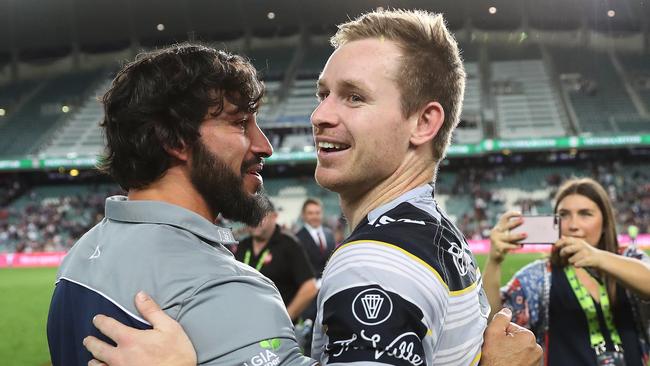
{"left": 1, "top": 251, "right": 647, "bottom": 365}
{"left": 475, "top": 252, "right": 548, "bottom": 284}
{"left": 0, "top": 267, "right": 57, "bottom": 366}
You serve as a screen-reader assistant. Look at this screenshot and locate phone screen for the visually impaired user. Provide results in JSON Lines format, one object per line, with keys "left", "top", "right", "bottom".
{"left": 510, "top": 215, "right": 561, "bottom": 244}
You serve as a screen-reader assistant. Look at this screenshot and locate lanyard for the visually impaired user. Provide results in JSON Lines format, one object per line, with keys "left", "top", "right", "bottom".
{"left": 564, "top": 266, "right": 622, "bottom": 354}
{"left": 244, "top": 249, "right": 270, "bottom": 271}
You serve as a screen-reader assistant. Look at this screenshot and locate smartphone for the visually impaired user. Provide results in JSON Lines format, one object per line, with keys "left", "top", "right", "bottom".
{"left": 510, "top": 215, "right": 561, "bottom": 244}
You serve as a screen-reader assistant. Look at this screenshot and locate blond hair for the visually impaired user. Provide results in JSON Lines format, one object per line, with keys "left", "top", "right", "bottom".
{"left": 331, "top": 9, "right": 465, "bottom": 161}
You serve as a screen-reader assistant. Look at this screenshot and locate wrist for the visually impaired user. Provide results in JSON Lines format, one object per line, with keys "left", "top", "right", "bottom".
{"left": 594, "top": 249, "right": 611, "bottom": 271}
{"left": 487, "top": 254, "right": 504, "bottom": 265}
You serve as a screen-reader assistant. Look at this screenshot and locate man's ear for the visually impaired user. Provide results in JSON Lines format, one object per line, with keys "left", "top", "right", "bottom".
{"left": 410, "top": 101, "right": 444, "bottom": 147}
{"left": 164, "top": 141, "right": 190, "bottom": 162}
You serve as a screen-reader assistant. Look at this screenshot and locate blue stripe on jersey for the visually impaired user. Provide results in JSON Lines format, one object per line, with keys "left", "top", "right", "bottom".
{"left": 47, "top": 279, "right": 151, "bottom": 366}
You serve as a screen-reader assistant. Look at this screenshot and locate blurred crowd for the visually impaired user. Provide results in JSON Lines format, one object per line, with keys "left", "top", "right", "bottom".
{"left": 439, "top": 161, "right": 649, "bottom": 240}
{"left": 0, "top": 162, "right": 648, "bottom": 253}
{"left": 0, "top": 186, "right": 121, "bottom": 253}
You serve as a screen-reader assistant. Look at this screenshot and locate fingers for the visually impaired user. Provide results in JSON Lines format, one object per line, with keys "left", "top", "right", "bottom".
{"left": 92, "top": 314, "right": 132, "bottom": 345}
{"left": 492, "top": 212, "right": 525, "bottom": 245}
{"left": 83, "top": 336, "right": 115, "bottom": 365}
{"left": 504, "top": 216, "right": 524, "bottom": 231}
{"left": 496, "top": 243, "right": 523, "bottom": 254}
{"left": 504, "top": 232, "right": 527, "bottom": 244}
{"left": 134, "top": 291, "right": 171, "bottom": 330}
{"left": 88, "top": 359, "right": 108, "bottom": 366}
{"left": 505, "top": 320, "right": 530, "bottom": 335}
{"left": 496, "top": 211, "right": 522, "bottom": 230}
{"left": 489, "top": 307, "right": 512, "bottom": 330}
{"left": 559, "top": 244, "right": 579, "bottom": 258}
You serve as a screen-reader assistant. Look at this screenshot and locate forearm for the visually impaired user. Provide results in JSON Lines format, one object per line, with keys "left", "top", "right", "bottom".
{"left": 286, "top": 279, "right": 318, "bottom": 321}
{"left": 483, "top": 258, "right": 504, "bottom": 320}
{"left": 598, "top": 251, "right": 650, "bottom": 299}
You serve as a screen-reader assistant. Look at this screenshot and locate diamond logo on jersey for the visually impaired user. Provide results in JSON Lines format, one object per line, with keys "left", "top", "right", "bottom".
{"left": 352, "top": 288, "right": 393, "bottom": 325}
{"left": 361, "top": 294, "right": 384, "bottom": 319}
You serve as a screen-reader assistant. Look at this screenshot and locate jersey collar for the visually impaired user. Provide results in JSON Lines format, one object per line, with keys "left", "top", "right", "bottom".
{"left": 104, "top": 196, "right": 238, "bottom": 246}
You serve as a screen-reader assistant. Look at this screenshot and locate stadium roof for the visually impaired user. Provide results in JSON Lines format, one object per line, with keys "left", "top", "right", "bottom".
{"left": 1, "top": 0, "right": 648, "bottom": 62}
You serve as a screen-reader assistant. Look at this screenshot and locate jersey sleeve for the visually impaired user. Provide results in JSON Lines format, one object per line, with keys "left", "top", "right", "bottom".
{"left": 175, "top": 275, "right": 317, "bottom": 366}
{"left": 312, "top": 242, "right": 447, "bottom": 366}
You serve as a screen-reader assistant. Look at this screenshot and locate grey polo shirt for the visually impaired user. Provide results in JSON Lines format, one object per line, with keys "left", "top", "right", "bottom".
{"left": 47, "top": 196, "right": 316, "bottom": 366}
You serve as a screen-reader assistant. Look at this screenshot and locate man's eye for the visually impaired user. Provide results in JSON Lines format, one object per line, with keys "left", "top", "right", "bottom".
{"left": 316, "top": 91, "right": 329, "bottom": 101}
{"left": 348, "top": 93, "right": 363, "bottom": 103}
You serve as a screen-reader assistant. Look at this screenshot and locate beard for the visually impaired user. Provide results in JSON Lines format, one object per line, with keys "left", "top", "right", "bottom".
{"left": 189, "top": 141, "right": 271, "bottom": 226}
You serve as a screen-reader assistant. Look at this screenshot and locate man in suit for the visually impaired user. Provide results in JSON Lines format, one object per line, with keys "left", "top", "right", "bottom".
{"left": 295, "top": 198, "right": 336, "bottom": 279}
{"left": 294, "top": 198, "right": 336, "bottom": 348}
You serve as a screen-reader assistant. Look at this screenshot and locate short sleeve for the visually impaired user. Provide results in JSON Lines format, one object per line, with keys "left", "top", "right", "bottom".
{"left": 312, "top": 243, "right": 450, "bottom": 366}
{"left": 622, "top": 246, "right": 650, "bottom": 265}
{"left": 320, "top": 284, "right": 428, "bottom": 366}
{"left": 176, "top": 275, "right": 316, "bottom": 366}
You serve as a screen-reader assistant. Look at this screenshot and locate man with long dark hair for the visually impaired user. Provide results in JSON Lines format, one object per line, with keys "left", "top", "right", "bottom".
{"left": 47, "top": 44, "right": 315, "bottom": 366}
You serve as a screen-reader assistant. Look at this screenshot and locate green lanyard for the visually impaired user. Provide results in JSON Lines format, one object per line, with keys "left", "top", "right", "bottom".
{"left": 564, "top": 266, "right": 622, "bottom": 354}
{"left": 243, "top": 249, "right": 270, "bottom": 271}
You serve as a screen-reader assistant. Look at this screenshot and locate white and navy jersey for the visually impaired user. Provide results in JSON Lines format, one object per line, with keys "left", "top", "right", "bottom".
{"left": 311, "top": 185, "right": 489, "bottom": 366}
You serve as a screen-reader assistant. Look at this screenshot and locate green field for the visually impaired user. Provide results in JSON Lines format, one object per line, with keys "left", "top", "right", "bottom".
{"left": 0, "top": 267, "right": 57, "bottom": 366}
{"left": 0, "top": 252, "right": 641, "bottom": 365}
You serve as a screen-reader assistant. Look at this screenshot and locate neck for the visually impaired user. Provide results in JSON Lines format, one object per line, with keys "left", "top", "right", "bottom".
{"left": 340, "top": 154, "right": 436, "bottom": 230}
{"left": 128, "top": 165, "right": 214, "bottom": 222}
{"left": 252, "top": 235, "right": 270, "bottom": 255}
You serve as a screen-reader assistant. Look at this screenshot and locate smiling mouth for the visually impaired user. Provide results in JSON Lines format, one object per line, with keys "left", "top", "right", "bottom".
{"left": 317, "top": 141, "right": 351, "bottom": 153}
{"left": 244, "top": 162, "right": 263, "bottom": 177}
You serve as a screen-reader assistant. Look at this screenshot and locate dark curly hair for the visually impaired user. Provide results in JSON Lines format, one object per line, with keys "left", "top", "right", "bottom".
{"left": 98, "top": 43, "right": 264, "bottom": 190}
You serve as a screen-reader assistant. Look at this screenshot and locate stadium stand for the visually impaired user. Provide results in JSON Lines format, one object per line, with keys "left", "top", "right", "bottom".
{"left": 247, "top": 44, "right": 298, "bottom": 80}
{"left": 38, "top": 77, "right": 111, "bottom": 157}
{"left": 551, "top": 47, "right": 649, "bottom": 135}
{"left": 491, "top": 59, "right": 566, "bottom": 138}
{"left": 454, "top": 62, "right": 484, "bottom": 143}
{"left": 618, "top": 52, "right": 650, "bottom": 115}
{"left": 1, "top": 44, "right": 649, "bottom": 158}
{"left": 0, "top": 70, "right": 105, "bottom": 157}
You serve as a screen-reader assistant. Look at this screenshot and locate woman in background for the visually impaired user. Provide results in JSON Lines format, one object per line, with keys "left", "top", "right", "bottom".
{"left": 483, "top": 177, "right": 650, "bottom": 366}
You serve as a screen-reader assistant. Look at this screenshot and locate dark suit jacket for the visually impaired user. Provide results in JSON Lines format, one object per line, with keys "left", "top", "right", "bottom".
{"left": 295, "top": 226, "right": 335, "bottom": 278}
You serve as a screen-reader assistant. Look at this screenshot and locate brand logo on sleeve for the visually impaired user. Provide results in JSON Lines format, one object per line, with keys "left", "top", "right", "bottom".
{"left": 243, "top": 350, "right": 279, "bottom": 366}
{"left": 242, "top": 339, "right": 282, "bottom": 366}
{"left": 447, "top": 241, "right": 472, "bottom": 276}
{"left": 352, "top": 288, "right": 393, "bottom": 325}
{"left": 89, "top": 246, "right": 101, "bottom": 259}
{"left": 370, "top": 215, "right": 426, "bottom": 227}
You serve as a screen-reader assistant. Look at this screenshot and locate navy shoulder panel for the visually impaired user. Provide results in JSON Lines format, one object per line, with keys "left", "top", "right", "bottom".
{"left": 47, "top": 279, "right": 151, "bottom": 366}
{"left": 343, "top": 202, "right": 478, "bottom": 292}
